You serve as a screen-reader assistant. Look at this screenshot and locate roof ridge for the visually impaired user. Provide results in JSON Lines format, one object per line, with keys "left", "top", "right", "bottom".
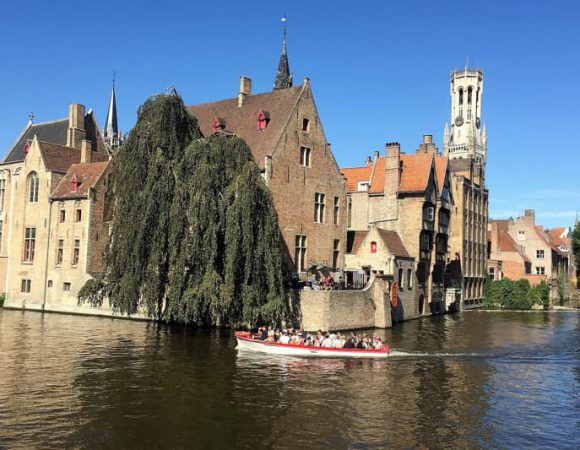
{"left": 190, "top": 85, "right": 303, "bottom": 109}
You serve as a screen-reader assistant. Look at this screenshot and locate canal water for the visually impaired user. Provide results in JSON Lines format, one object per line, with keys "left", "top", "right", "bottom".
{"left": 0, "top": 309, "right": 578, "bottom": 449}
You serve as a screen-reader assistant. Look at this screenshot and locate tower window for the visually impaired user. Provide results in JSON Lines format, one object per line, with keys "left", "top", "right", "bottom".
{"left": 302, "top": 118, "right": 310, "bottom": 132}
{"left": 459, "top": 88, "right": 464, "bottom": 105}
{"left": 28, "top": 172, "right": 39, "bottom": 203}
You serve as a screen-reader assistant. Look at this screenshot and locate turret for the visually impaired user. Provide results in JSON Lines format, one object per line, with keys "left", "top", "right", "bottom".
{"left": 104, "top": 76, "right": 121, "bottom": 150}
{"left": 273, "top": 16, "right": 293, "bottom": 90}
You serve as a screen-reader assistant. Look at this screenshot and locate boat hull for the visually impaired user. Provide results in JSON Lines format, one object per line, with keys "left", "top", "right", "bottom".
{"left": 235, "top": 332, "right": 390, "bottom": 359}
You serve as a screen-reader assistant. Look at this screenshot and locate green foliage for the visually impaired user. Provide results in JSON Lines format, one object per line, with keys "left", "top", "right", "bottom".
{"left": 0, "top": 292, "right": 5, "bottom": 308}
{"left": 557, "top": 271, "right": 568, "bottom": 305}
{"left": 92, "top": 93, "right": 290, "bottom": 327}
{"left": 78, "top": 279, "right": 107, "bottom": 307}
{"left": 484, "top": 277, "right": 547, "bottom": 310}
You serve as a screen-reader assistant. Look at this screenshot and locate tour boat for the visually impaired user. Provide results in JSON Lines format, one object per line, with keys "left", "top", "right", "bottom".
{"left": 235, "top": 331, "right": 390, "bottom": 359}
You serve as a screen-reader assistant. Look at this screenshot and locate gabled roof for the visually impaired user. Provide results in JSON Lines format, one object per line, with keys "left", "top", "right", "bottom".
{"left": 498, "top": 230, "right": 530, "bottom": 263}
{"left": 39, "top": 141, "right": 108, "bottom": 174}
{"left": 376, "top": 229, "right": 411, "bottom": 258}
{"left": 188, "top": 85, "right": 303, "bottom": 168}
{"left": 341, "top": 164, "right": 372, "bottom": 193}
{"left": 5, "top": 119, "right": 69, "bottom": 163}
{"left": 434, "top": 154, "right": 449, "bottom": 193}
{"left": 399, "top": 153, "right": 434, "bottom": 193}
{"left": 369, "top": 157, "right": 386, "bottom": 194}
{"left": 346, "top": 230, "right": 368, "bottom": 254}
{"left": 548, "top": 227, "right": 569, "bottom": 248}
{"left": 51, "top": 161, "right": 109, "bottom": 199}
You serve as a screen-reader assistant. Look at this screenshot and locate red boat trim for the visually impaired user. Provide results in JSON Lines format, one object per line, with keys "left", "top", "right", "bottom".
{"left": 235, "top": 332, "right": 389, "bottom": 354}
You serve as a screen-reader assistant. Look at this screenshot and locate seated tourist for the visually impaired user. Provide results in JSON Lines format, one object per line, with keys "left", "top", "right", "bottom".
{"left": 267, "top": 326, "right": 275, "bottom": 342}
{"left": 279, "top": 331, "right": 290, "bottom": 344}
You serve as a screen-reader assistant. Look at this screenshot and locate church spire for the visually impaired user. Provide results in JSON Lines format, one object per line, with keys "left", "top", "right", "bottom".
{"left": 104, "top": 73, "right": 120, "bottom": 149}
{"left": 273, "top": 16, "right": 293, "bottom": 90}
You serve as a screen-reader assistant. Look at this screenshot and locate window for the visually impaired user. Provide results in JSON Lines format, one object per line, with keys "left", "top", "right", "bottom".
{"left": 257, "top": 111, "right": 268, "bottom": 131}
{"left": 56, "top": 239, "right": 64, "bottom": 266}
{"left": 370, "top": 241, "right": 377, "bottom": 254}
{"left": 76, "top": 209, "right": 82, "bottom": 222}
{"left": 63, "top": 282, "right": 71, "bottom": 291}
{"left": 60, "top": 210, "right": 66, "bottom": 223}
{"left": 407, "top": 268, "right": 412, "bottom": 289}
{"left": 398, "top": 268, "right": 404, "bottom": 289}
{"left": 72, "top": 239, "right": 80, "bottom": 266}
{"left": 295, "top": 235, "right": 307, "bottom": 273}
{"left": 424, "top": 205, "right": 435, "bottom": 222}
{"left": 300, "top": 146, "right": 311, "bottom": 167}
{"left": 489, "top": 267, "right": 495, "bottom": 277}
{"left": 333, "top": 197, "right": 339, "bottom": 225}
{"left": 23, "top": 227, "right": 36, "bottom": 262}
{"left": 21, "top": 279, "right": 31, "bottom": 293}
{"left": 302, "top": 118, "right": 310, "bottom": 132}
{"left": 47, "top": 280, "right": 53, "bottom": 288}
{"left": 332, "top": 239, "right": 340, "bottom": 269}
{"left": 314, "top": 193, "right": 325, "bottom": 223}
{"left": 0, "top": 178, "right": 5, "bottom": 211}
{"left": 459, "top": 88, "right": 464, "bottom": 105}
{"left": 28, "top": 172, "right": 39, "bottom": 203}
{"left": 535, "top": 266, "right": 545, "bottom": 275}
{"left": 518, "top": 231, "right": 525, "bottom": 241}
{"left": 536, "top": 249, "right": 545, "bottom": 259}
{"left": 357, "top": 181, "right": 369, "bottom": 192}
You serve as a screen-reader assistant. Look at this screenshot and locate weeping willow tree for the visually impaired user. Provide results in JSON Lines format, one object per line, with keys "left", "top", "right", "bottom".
{"left": 81, "top": 93, "right": 290, "bottom": 327}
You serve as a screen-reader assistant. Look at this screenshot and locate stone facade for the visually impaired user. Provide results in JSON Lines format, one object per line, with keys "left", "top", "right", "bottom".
{"left": 341, "top": 136, "right": 454, "bottom": 316}
{"left": 444, "top": 68, "right": 489, "bottom": 309}
{"left": 1, "top": 104, "right": 111, "bottom": 313}
{"left": 188, "top": 78, "right": 347, "bottom": 275}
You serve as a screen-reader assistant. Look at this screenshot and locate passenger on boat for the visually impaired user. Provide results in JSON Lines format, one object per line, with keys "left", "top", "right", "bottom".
{"left": 267, "top": 326, "right": 275, "bottom": 342}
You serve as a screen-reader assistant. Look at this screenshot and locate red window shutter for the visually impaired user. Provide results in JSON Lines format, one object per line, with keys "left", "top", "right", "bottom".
{"left": 370, "top": 241, "right": 377, "bottom": 253}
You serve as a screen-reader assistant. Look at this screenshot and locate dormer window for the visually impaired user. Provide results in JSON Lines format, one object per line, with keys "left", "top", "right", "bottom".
{"left": 71, "top": 176, "right": 80, "bottom": 191}
{"left": 302, "top": 118, "right": 310, "bottom": 132}
{"left": 257, "top": 110, "right": 270, "bottom": 131}
{"left": 358, "top": 181, "right": 370, "bottom": 192}
{"left": 212, "top": 117, "right": 225, "bottom": 133}
{"left": 23, "top": 139, "right": 32, "bottom": 154}
{"left": 370, "top": 241, "right": 377, "bottom": 254}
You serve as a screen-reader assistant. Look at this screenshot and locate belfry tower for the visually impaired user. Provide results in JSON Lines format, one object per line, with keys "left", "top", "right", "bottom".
{"left": 443, "top": 68, "right": 486, "bottom": 167}
{"left": 443, "top": 67, "right": 489, "bottom": 310}
{"left": 273, "top": 16, "right": 293, "bottom": 90}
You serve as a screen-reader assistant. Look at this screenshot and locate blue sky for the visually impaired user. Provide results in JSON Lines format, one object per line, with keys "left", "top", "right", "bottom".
{"left": 1, "top": 0, "right": 578, "bottom": 228}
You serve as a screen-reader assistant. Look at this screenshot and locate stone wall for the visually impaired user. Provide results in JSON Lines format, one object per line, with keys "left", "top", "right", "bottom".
{"left": 300, "top": 276, "right": 392, "bottom": 331}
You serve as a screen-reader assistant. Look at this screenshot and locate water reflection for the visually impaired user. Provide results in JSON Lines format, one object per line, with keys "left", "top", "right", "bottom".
{"left": 0, "top": 310, "right": 578, "bottom": 449}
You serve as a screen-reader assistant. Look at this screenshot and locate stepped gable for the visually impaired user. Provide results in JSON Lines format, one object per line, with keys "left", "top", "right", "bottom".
{"left": 341, "top": 164, "right": 373, "bottom": 193}
{"left": 5, "top": 119, "right": 68, "bottom": 163}
{"left": 51, "top": 161, "right": 109, "bottom": 199}
{"left": 377, "top": 229, "right": 411, "bottom": 258}
{"left": 188, "top": 85, "right": 303, "bottom": 168}
{"left": 346, "top": 230, "right": 368, "bottom": 254}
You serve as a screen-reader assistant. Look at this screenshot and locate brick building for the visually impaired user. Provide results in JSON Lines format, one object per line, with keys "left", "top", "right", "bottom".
{"left": 488, "top": 210, "right": 569, "bottom": 300}
{"left": 1, "top": 102, "right": 112, "bottom": 312}
{"left": 341, "top": 135, "right": 453, "bottom": 315}
{"left": 188, "top": 37, "right": 346, "bottom": 276}
{"left": 443, "top": 68, "right": 489, "bottom": 308}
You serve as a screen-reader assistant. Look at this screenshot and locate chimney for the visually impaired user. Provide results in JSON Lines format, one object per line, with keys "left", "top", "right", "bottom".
{"left": 374, "top": 150, "right": 380, "bottom": 160}
{"left": 80, "top": 139, "right": 92, "bottom": 164}
{"left": 365, "top": 156, "right": 372, "bottom": 164}
{"left": 67, "top": 103, "right": 86, "bottom": 149}
{"left": 417, "top": 134, "right": 436, "bottom": 154}
{"left": 238, "top": 76, "right": 252, "bottom": 108}
{"left": 385, "top": 142, "right": 401, "bottom": 194}
{"left": 524, "top": 209, "right": 535, "bottom": 223}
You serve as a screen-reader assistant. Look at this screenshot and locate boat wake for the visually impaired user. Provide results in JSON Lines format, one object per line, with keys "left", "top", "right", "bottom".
{"left": 387, "top": 349, "right": 484, "bottom": 358}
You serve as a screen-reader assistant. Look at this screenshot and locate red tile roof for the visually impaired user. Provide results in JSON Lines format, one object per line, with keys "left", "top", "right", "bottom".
{"left": 498, "top": 230, "right": 530, "bottom": 263}
{"left": 188, "top": 85, "right": 304, "bottom": 168}
{"left": 341, "top": 164, "right": 373, "bottom": 193}
{"left": 51, "top": 161, "right": 109, "bottom": 199}
{"left": 369, "top": 156, "right": 386, "bottom": 194}
{"left": 377, "top": 229, "right": 411, "bottom": 258}
{"left": 399, "top": 153, "right": 434, "bottom": 193}
{"left": 548, "top": 227, "right": 569, "bottom": 248}
{"left": 434, "top": 154, "right": 448, "bottom": 193}
{"left": 346, "top": 230, "right": 368, "bottom": 254}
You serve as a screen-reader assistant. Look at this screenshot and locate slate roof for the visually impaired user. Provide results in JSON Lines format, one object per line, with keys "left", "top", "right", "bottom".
{"left": 377, "top": 229, "right": 411, "bottom": 258}
{"left": 188, "top": 85, "right": 304, "bottom": 168}
{"left": 5, "top": 119, "right": 68, "bottom": 163}
{"left": 51, "top": 161, "right": 109, "bottom": 199}
{"left": 346, "top": 230, "right": 368, "bottom": 254}
{"left": 38, "top": 141, "right": 108, "bottom": 174}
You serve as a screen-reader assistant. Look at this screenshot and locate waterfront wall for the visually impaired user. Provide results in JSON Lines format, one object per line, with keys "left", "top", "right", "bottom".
{"left": 300, "top": 276, "right": 394, "bottom": 331}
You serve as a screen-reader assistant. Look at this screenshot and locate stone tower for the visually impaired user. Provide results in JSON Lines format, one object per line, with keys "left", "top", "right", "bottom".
{"left": 444, "top": 67, "right": 489, "bottom": 310}
{"left": 443, "top": 68, "right": 486, "bottom": 166}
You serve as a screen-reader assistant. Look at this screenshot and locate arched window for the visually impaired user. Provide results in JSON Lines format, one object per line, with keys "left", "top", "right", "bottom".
{"left": 467, "top": 86, "right": 473, "bottom": 119}
{"left": 28, "top": 172, "right": 39, "bottom": 203}
{"left": 459, "top": 88, "right": 464, "bottom": 105}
